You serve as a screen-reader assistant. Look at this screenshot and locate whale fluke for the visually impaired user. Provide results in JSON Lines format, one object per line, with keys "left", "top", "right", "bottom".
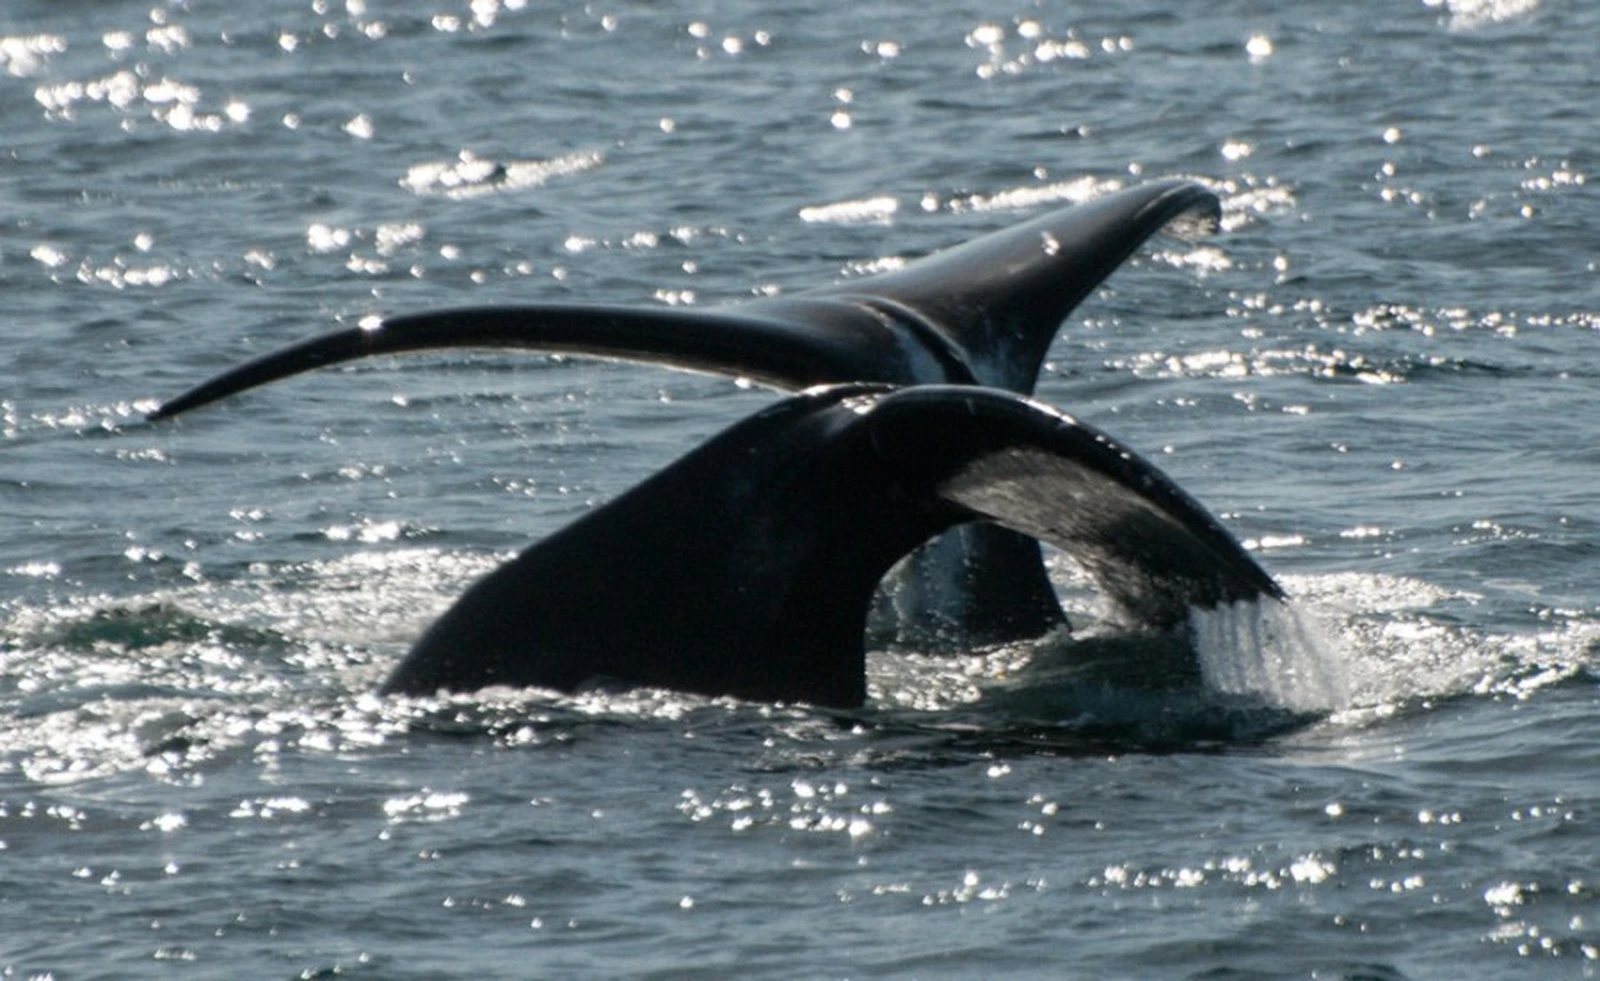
{"left": 380, "top": 384, "right": 1281, "bottom": 707}
{"left": 148, "top": 180, "right": 1218, "bottom": 420}
{"left": 149, "top": 180, "right": 1222, "bottom": 657}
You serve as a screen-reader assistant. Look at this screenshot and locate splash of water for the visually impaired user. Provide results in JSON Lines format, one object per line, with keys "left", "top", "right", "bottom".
{"left": 1190, "top": 599, "right": 1349, "bottom": 713}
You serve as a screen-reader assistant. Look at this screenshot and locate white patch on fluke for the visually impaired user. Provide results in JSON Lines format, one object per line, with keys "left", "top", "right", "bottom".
{"left": 1190, "top": 599, "right": 1348, "bottom": 713}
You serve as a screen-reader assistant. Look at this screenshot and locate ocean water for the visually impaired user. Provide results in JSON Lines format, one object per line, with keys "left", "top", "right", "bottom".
{"left": 1, "top": 1, "right": 1595, "bottom": 977}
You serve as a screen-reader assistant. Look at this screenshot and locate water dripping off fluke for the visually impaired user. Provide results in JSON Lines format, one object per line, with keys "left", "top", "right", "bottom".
{"left": 1189, "top": 598, "right": 1349, "bottom": 713}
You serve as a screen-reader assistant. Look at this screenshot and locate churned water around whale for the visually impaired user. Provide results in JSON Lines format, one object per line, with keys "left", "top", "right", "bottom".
{"left": 1, "top": 2, "right": 1594, "bottom": 978}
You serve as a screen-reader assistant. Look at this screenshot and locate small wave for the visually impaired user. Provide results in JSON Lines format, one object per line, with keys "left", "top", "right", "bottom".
{"left": 1424, "top": 0, "right": 1540, "bottom": 30}
{"left": 1110, "top": 340, "right": 1515, "bottom": 387}
{"left": 34, "top": 68, "right": 248, "bottom": 132}
{"left": 0, "top": 33, "right": 66, "bottom": 78}
{"left": 399, "top": 149, "right": 603, "bottom": 199}
{"left": 1285, "top": 572, "right": 1596, "bottom": 714}
{"left": 25, "top": 601, "right": 288, "bottom": 656}
{"left": 942, "top": 175, "right": 1120, "bottom": 215}
{"left": 1181, "top": 174, "right": 1297, "bottom": 232}
{"left": 963, "top": 22, "right": 1132, "bottom": 80}
{"left": 797, "top": 195, "right": 900, "bottom": 225}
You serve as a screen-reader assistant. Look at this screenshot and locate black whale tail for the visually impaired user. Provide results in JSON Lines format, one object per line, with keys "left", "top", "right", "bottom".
{"left": 380, "top": 384, "right": 1281, "bottom": 707}
{"left": 806, "top": 178, "right": 1220, "bottom": 390}
{"left": 144, "top": 304, "right": 893, "bottom": 420}
{"left": 146, "top": 180, "right": 1219, "bottom": 421}
{"left": 147, "top": 180, "right": 1226, "bottom": 664}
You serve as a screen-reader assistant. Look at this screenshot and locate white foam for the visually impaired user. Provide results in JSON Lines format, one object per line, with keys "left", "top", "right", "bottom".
{"left": 797, "top": 195, "right": 900, "bottom": 225}
{"left": 399, "top": 149, "right": 603, "bottom": 199}
{"left": 1190, "top": 599, "right": 1349, "bottom": 713}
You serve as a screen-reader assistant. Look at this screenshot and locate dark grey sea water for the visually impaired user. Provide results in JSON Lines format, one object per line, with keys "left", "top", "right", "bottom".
{"left": 1, "top": 1, "right": 1595, "bottom": 977}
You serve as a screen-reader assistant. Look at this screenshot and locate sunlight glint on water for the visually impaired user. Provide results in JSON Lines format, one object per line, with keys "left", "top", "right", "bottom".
{"left": 0, "top": 0, "right": 1593, "bottom": 976}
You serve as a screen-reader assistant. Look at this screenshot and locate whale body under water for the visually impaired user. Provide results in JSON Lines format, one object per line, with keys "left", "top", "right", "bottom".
{"left": 150, "top": 181, "right": 1278, "bottom": 707}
